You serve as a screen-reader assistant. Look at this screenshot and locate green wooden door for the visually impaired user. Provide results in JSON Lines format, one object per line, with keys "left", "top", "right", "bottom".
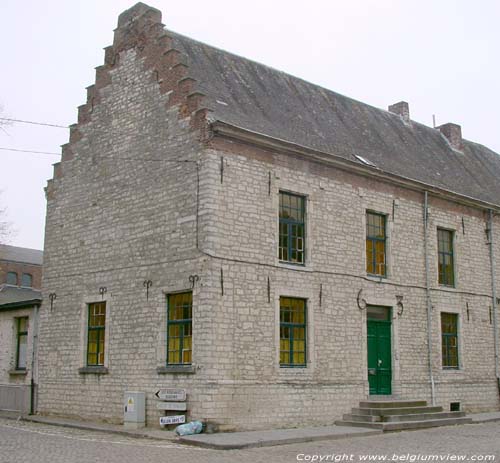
{"left": 367, "top": 306, "right": 392, "bottom": 395}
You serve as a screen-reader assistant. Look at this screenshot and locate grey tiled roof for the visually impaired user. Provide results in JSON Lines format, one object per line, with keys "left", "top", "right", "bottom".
{"left": 0, "top": 245, "right": 43, "bottom": 265}
{"left": 0, "top": 285, "right": 41, "bottom": 309}
{"left": 170, "top": 31, "right": 500, "bottom": 207}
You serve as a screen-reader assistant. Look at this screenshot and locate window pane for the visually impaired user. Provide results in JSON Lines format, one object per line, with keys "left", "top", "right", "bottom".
{"left": 279, "top": 192, "right": 305, "bottom": 264}
{"left": 279, "top": 297, "right": 306, "bottom": 367}
{"left": 366, "top": 212, "right": 386, "bottom": 275}
{"left": 87, "top": 302, "right": 106, "bottom": 366}
{"left": 438, "top": 229, "right": 454, "bottom": 286}
{"left": 21, "top": 273, "right": 33, "bottom": 287}
{"left": 441, "top": 313, "right": 458, "bottom": 368}
{"left": 18, "top": 317, "right": 28, "bottom": 333}
{"left": 17, "top": 334, "right": 27, "bottom": 369}
{"left": 167, "top": 292, "right": 192, "bottom": 365}
{"left": 367, "top": 306, "right": 390, "bottom": 321}
{"left": 6, "top": 272, "right": 17, "bottom": 285}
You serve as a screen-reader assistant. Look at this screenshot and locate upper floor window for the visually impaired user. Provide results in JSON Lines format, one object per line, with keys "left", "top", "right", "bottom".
{"left": 441, "top": 312, "right": 459, "bottom": 369}
{"left": 16, "top": 317, "right": 29, "bottom": 370}
{"left": 21, "top": 273, "right": 33, "bottom": 288}
{"left": 167, "top": 292, "right": 192, "bottom": 365}
{"left": 437, "top": 228, "right": 454, "bottom": 286}
{"left": 87, "top": 302, "right": 106, "bottom": 366}
{"left": 280, "top": 297, "right": 306, "bottom": 368}
{"left": 366, "top": 211, "right": 386, "bottom": 276}
{"left": 279, "top": 192, "right": 305, "bottom": 265}
{"left": 6, "top": 272, "right": 18, "bottom": 286}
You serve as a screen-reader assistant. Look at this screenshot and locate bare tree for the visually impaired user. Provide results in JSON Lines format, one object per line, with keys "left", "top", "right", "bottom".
{"left": 0, "top": 194, "right": 14, "bottom": 245}
{"left": 0, "top": 105, "right": 15, "bottom": 244}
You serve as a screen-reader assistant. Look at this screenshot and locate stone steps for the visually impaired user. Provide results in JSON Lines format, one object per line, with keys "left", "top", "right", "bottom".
{"left": 352, "top": 406, "right": 443, "bottom": 416}
{"left": 336, "top": 399, "right": 471, "bottom": 432}
{"left": 337, "top": 417, "right": 472, "bottom": 432}
{"left": 344, "top": 411, "right": 466, "bottom": 423}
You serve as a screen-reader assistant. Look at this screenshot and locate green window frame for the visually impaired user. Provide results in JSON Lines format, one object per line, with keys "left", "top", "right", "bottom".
{"left": 279, "top": 191, "right": 305, "bottom": 265}
{"left": 441, "top": 312, "right": 459, "bottom": 369}
{"left": 280, "top": 297, "right": 306, "bottom": 367}
{"left": 366, "top": 211, "right": 387, "bottom": 276}
{"left": 16, "top": 317, "right": 29, "bottom": 370}
{"left": 87, "top": 302, "right": 106, "bottom": 366}
{"left": 167, "top": 292, "right": 192, "bottom": 365}
{"left": 438, "top": 228, "right": 455, "bottom": 286}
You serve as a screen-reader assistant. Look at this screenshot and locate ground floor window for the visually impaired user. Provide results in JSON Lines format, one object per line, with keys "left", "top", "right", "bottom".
{"left": 16, "top": 317, "right": 29, "bottom": 370}
{"left": 280, "top": 297, "right": 306, "bottom": 367}
{"left": 441, "top": 312, "right": 459, "bottom": 369}
{"left": 167, "top": 292, "right": 192, "bottom": 365}
{"left": 87, "top": 302, "right": 106, "bottom": 366}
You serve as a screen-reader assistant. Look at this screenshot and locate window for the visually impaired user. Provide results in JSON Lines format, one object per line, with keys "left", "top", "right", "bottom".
{"left": 6, "top": 272, "right": 17, "bottom": 285}
{"left": 16, "top": 317, "right": 29, "bottom": 370}
{"left": 438, "top": 229, "right": 455, "bottom": 286}
{"left": 280, "top": 297, "right": 306, "bottom": 367}
{"left": 366, "top": 212, "right": 386, "bottom": 276}
{"left": 441, "top": 313, "right": 459, "bottom": 369}
{"left": 279, "top": 192, "right": 305, "bottom": 264}
{"left": 167, "top": 292, "right": 192, "bottom": 365}
{"left": 87, "top": 302, "right": 106, "bottom": 366}
{"left": 21, "top": 273, "right": 33, "bottom": 287}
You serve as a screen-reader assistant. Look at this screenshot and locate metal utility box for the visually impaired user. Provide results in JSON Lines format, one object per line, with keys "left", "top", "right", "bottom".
{"left": 123, "top": 391, "right": 145, "bottom": 429}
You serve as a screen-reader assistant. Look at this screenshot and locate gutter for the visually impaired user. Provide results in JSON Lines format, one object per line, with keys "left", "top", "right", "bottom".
{"left": 424, "top": 192, "right": 436, "bottom": 405}
{"left": 211, "top": 121, "right": 500, "bottom": 214}
{"left": 488, "top": 210, "right": 500, "bottom": 394}
{"left": 0, "top": 299, "right": 42, "bottom": 311}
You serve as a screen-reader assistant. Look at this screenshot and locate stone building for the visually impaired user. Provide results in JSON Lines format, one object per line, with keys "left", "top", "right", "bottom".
{"left": 37, "top": 3, "right": 500, "bottom": 430}
{"left": 0, "top": 244, "right": 43, "bottom": 414}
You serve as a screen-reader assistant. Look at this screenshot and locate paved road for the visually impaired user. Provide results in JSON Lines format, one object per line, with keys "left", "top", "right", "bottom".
{"left": 0, "top": 418, "right": 499, "bottom": 463}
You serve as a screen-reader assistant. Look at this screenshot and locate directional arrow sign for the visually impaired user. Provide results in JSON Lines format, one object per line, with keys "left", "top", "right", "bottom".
{"left": 155, "top": 388, "right": 186, "bottom": 401}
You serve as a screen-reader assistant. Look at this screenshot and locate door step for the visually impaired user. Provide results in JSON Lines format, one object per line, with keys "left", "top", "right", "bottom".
{"left": 352, "top": 406, "right": 443, "bottom": 416}
{"left": 336, "top": 399, "right": 471, "bottom": 432}
{"left": 344, "top": 411, "right": 466, "bottom": 423}
{"left": 336, "top": 417, "right": 472, "bottom": 432}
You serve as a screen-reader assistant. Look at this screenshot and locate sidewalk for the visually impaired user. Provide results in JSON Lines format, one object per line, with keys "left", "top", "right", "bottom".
{"left": 1, "top": 410, "right": 499, "bottom": 450}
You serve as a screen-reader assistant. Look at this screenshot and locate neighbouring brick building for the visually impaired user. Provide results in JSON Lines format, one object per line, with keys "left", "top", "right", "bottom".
{"left": 37, "top": 3, "right": 500, "bottom": 430}
{"left": 0, "top": 244, "right": 43, "bottom": 414}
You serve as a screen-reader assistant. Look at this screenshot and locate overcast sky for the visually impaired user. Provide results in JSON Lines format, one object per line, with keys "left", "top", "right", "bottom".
{"left": 1, "top": 0, "right": 499, "bottom": 250}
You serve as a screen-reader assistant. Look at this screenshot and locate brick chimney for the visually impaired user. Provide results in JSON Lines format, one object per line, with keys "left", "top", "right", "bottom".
{"left": 437, "top": 123, "right": 463, "bottom": 151}
{"left": 388, "top": 101, "right": 410, "bottom": 123}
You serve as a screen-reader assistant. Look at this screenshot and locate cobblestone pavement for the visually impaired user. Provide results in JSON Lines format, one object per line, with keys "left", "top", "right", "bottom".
{"left": 0, "top": 418, "right": 499, "bottom": 463}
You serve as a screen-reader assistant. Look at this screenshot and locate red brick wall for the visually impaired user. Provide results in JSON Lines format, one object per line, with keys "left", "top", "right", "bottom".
{"left": 0, "top": 261, "right": 42, "bottom": 289}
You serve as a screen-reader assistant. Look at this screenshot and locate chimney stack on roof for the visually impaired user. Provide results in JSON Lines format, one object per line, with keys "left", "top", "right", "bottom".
{"left": 437, "top": 123, "right": 463, "bottom": 151}
{"left": 388, "top": 101, "right": 410, "bottom": 123}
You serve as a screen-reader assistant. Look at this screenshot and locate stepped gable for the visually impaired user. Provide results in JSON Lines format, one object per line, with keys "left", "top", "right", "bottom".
{"left": 170, "top": 30, "right": 500, "bottom": 207}
{"left": 45, "top": 2, "right": 212, "bottom": 200}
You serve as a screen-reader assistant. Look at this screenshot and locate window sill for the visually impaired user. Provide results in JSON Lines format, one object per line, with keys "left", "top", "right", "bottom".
{"left": 78, "top": 366, "right": 109, "bottom": 375}
{"left": 277, "top": 262, "right": 312, "bottom": 272}
{"left": 366, "top": 273, "right": 389, "bottom": 283}
{"left": 9, "top": 369, "right": 27, "bottom": 376}
{"left": 157, "top": 365, "right": 196, "bottom": 375}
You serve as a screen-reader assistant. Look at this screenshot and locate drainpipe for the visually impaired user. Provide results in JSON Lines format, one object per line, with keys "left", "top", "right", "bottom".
{"left": 488, "top": 210, "right": 500, "bottom": 394}
{"left": 30, "top": 303, "right": 40, "bottom": 415}
{"left": 424, "top": 191, "right": 436, "bottom": 405}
